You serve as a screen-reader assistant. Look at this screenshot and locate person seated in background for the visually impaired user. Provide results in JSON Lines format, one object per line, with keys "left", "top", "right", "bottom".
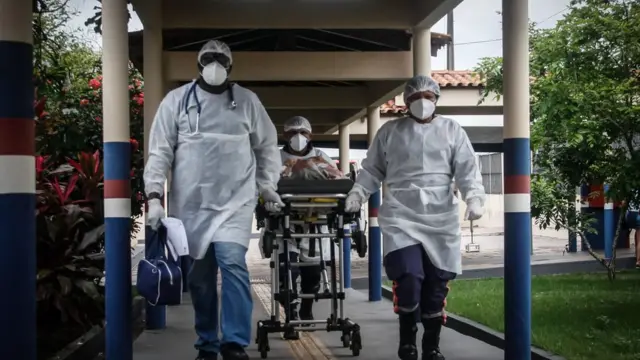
{"left": 277, "top": 116, "right": 338, "bottom": 339}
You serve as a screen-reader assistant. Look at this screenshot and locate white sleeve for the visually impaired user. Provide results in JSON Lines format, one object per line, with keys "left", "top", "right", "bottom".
{"left": 452, "top": 125, "right": 486, "bottom": 204}
{"left": 249, "top": 94, "right": 281, "bottom": 193}
{"left": 352, "top": 126, "right": 387, "bottom": 198}
{"left": 143, "top": 93, "right": 179, "bottom": 195}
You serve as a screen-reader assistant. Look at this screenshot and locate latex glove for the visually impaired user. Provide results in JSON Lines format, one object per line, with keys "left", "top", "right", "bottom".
{"left": 345, "top": 192, "right": 364, "bottom": 213}
{"left": 262, "top": 188, "right": 284, "bottom": 213}
{"left": 464, "top": 198, "right": 484, "bottom": 221}
{"left": 147, "top": 198, "right": 165, "bottom": 230}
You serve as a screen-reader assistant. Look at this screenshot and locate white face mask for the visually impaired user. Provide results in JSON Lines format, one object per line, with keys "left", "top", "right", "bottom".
{"left": 289, "top": 134, "right": 309, "bottom": 152}
{"left": 409, "top": 99, "right": 436, "bottom": 120}
{"left": 201, "top": 62, "right": 228, "bottom": 86}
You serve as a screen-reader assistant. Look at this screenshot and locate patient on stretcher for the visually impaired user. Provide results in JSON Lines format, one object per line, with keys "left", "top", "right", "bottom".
{"left": 274, "top": 116, "right": 344, "bottom": 339}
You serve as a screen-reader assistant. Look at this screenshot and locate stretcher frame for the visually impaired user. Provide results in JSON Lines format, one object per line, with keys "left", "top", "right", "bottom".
{"left": 255, "top": 179, "right": 367, "bottom": 358}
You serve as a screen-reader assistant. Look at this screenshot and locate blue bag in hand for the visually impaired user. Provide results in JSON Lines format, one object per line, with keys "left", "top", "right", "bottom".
{"left": 136, "top": 225, "right": 183, "bottom": 306}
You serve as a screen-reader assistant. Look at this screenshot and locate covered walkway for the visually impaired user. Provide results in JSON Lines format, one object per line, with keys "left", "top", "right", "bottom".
{"left": 134, "top": 290, "right": 504, "bottom": 360}
{"left": 134, "top": 247, "right": 505, "bottom": 360}
{"left": 0, "top": 0, "right": 531, "bottom": 360}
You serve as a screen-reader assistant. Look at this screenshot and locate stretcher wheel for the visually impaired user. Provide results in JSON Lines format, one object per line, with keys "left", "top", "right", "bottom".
{"left": 350, "top": 330, "right": 362, "bottom": 356}
{"left": 341, "top": 333, "right": 351, "bottom": 347}
{"left": 262, "top": 231, "right": 275, "bottom": 258}
{"left": 352, "top": 231, "right": 367, "bottom": 258}
{"left": 257, "top": 326, "right": 270, "bottom": 359}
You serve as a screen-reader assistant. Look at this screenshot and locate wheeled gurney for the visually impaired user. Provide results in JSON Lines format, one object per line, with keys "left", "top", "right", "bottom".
{"left": 254, "top": 178, "right": 368, "bottom": 358}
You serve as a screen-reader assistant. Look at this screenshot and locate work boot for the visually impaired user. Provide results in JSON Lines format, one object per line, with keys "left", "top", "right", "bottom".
{"left": 220, "top": 343, "right": 249, "bottom": 360}
{"left": 422, "top": 318, "right": 445, "bottom": 360}
{"left": 299, "top": 298, "right": 316, "bottom": 329}
{"left": 282, "top": 308, "right": 300, "bottom": 340}
{"left": 397, "top": 312, "right": 419, "bottom": 360}
{"left": 195, "top": 350, "right": 217, "bottom": 360}
{"left": 282, "top": 298, "right": 300, "bottom": 340}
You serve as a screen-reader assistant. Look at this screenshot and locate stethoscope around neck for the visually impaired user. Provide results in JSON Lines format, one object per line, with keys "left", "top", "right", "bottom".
{"left": 183, "top": 80, "right": 237, "bottom": 135}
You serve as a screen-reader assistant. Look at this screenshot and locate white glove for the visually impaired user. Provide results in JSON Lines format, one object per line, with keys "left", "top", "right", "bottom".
{"left": 345, "top": 192, "right": 364, "bottom": 213}
{"left": 147, "top": 198, "right": 165, "bottom": 230}
{"left": 262, "top": 188, "right": 284, "bottom": 213}
{"left": 464, "top": 198, "right": 484, "bottom": 221}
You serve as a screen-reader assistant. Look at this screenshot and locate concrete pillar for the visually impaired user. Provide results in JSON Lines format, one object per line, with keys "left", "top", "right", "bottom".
{"left": 102, "top": 0, "right": 132, "bottom": 359}
{"left": 366, "top": 106, "right": 382, "bottom": 301}
{"left": 412, "top": 27, "right": 432, "bottom": 76}
{"left": 338, "top": 125, "right": 351, "bottom": 288}
{"left": 0, "top": 2, "right": 35, "bottom": 359}
{"left": 338, "top": 125, "right": 350, "bottom": 175}
{"left": 141, "top": 2, "right": 168, "bottom": 330}
{"left": 501, "top": 0, "right": 531, "bottom": 358}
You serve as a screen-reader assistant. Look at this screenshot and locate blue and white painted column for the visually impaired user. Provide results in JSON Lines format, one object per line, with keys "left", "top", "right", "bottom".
{"left": 0, "top": 2, "right": 36, "bottom": 359}
{"left": 141, "top": 1, "right": 168, "bottom": 328}
{"left": 102, "top": 0, "right": 133, "bottom": 359}
{"left": 502, "top": 0, "right": 532, "bottom": 358}
{"left": 603, "top": 184, "right": 614, "bottom": 260}
{"left": 366, "top": 107, "right": 382, "bottom": 301}
{"left": 339, "top": 124, "right": 352, "bottom": 288}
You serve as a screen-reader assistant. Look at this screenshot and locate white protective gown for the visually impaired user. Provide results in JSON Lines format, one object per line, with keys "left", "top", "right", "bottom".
{"left": 278, "top": 147, "right": 337, "bottom": 262}
{"left": 144, "top": 81, "right": 281, "bottom": 260}
{"left": 353, "top": 116, "right": 485, "bottom": 274}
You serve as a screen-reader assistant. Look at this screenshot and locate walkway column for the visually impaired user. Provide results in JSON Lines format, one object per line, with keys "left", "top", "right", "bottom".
{"left": 366, "top": 107, "right": 382, "bottom": 301}
{"left": 502, "top": 0, "right": 531, "bottom": 358}
{"left": 142, "top": 3, "right": 167, "bottom": 330}
{"left": 339, "top": 125, "right": 352, "bottom": 288}
{"left": 0, "top": 2, "right": 36, "bottom": 359}
{"left": 102, "top": 0, "right": 132, "bottom": 359}
{"left": 412, "top": 27, "right": 432, "bottom": 76}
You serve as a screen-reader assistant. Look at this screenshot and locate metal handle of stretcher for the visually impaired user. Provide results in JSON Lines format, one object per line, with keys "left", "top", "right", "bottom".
{"left": 280, "top": 193, "right": 347, "bottom": 199}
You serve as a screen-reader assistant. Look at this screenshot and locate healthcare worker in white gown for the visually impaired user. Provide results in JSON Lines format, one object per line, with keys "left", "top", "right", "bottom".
{"left": 276, "top": 116, "right": 337, "bottom": 339}
{"left": 144, "top": 40, "right": 284, "bottom": 360}
{"left": 344, "top": 75, "right": 486, "bottom": 360}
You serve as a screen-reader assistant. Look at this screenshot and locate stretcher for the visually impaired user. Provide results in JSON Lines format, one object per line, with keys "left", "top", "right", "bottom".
{"left": 254, "top": 178, "right": 367, "bottom": 358}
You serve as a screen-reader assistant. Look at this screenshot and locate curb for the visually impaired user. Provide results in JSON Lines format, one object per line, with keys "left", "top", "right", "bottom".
{"left": 380, "top": 286, "right": 565, "bottom": 360}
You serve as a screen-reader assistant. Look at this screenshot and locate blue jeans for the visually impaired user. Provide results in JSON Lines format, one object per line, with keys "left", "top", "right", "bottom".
{"left": 189, "top": 242, "right": 252, "bottom": 354}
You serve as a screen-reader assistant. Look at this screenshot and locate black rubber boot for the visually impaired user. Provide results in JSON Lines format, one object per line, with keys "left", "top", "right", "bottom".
{"left": 282, "top": 307, "right": 300, "bottom": 340}
{"left": 397, "top": 312, "right": 419, "bottom": 360}
{"left": 422, "top": 318, "right": 445, "bottom": 360}
{"left": 195, "top": 350, "right": 217, "bottom": 360}
{"left": 280, "top": 294, "right": 300, "bottom": 340}
{"left": 299, "top": 299, "right": 314, "bottom": 320}
{"left": 220, "top": 343, "right": 248, "bottom": 360}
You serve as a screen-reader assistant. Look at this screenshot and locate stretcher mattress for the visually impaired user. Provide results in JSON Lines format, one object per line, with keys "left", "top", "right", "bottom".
{"left": 277, "top": 178, "right": 354, "bottom": 195}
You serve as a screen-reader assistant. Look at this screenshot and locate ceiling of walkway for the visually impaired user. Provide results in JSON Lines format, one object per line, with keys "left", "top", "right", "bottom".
{"left": 130, "top": 0, "right": 464, "bottom": 136}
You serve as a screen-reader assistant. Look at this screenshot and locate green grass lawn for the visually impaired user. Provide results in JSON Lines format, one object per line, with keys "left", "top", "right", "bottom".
{"left": 384, "top": 272, "right": 640, "bottom": 360}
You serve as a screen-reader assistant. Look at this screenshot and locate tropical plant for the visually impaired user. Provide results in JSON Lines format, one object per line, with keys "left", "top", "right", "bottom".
{"left": 474, "top": 0, "right": 640, "bottom": 279}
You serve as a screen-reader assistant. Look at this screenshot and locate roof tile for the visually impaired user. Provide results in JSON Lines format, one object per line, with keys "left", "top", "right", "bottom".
{"left": 380, "top": 70, "right": 483, "bottom": 114}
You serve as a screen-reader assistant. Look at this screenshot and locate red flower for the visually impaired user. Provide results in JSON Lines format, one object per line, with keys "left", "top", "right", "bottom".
{"left": 134, "top": 79, "right": 142, "bottom": 88}
{"left": 80, "top": 99, "right": 89, "bottom": 106}
{"left": 89, "top": 78, "right": 101, "bottom": 90}
{"left": 130, "top": 169, "right": 135, "bottom": 178}
{"left": 133, "top": 96, "right": 144, "bottom": 106}
{"left": 130, "top": 138, "right": 139, "bottom": 152}
{"left": 128, "top": 85, "right": 133, "bottom": 90}
{"left": 97, "top": 75, "right": 103, "bottom": 81}
{"left": 95, "top": 116, "right": 102, "bottom": 122}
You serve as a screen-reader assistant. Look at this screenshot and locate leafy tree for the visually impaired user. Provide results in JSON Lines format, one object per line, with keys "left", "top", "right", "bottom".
{"left": 474, "top": 0, "right": 640, "bottom": 279}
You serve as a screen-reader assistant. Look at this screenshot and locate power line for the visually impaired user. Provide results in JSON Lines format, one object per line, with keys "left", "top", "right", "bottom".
{"left": 452, "top": 7, "right": 570, "bottom": 47}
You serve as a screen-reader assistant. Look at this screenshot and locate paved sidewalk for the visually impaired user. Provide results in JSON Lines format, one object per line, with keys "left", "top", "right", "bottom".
{"left": 133, "top": 287, "right": 503, "bottom": 360}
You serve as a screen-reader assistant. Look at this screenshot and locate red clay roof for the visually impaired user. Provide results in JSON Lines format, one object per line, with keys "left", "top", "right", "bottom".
{"left": 380, "top": 70, "right": 483, "bottom": 114}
